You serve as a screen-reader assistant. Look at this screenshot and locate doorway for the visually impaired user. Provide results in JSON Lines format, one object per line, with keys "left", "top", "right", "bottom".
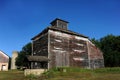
{"left": 1, "top": 65, "right": 6, "bottom": 71}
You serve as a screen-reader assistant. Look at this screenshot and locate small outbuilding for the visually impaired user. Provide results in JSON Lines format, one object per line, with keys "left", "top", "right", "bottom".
{"left": 27, "top": 56, "right": 49, "bottom": 69}
{"left": 0, "top": 50, "right": 9, "bottom": 71}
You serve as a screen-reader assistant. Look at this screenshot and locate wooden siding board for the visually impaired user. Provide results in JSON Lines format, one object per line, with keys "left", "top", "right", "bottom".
{"left": 32, "top": 27, "right": 104, "bottom": 69}
{"left": 69, "top": 36, "right": 89, "bottom": 67}
{"left": 32, "top": 33, "right": 48, "bottom": 68}
{"left": 87, "top": 41, "right": 104, "bottom": 68}
{"left": 49, "top": 30, "right": 89, "bottom": 68}
{"left": 33, "top": 33, "right": 48, "bottom": 56}
{"left": 0, "top": 53, "right": 9, "bottom": 63}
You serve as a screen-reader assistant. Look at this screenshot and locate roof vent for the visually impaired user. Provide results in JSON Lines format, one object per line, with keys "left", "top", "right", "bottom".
{"left": 50, "top": 18, "right": 69, "bottom": 30}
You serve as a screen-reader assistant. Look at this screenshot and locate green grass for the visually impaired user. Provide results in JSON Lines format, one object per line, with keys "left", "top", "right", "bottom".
{"left": 0, "top": 68, "right": 120, "bottom": 80}
{"left": 42, "top": 67, "right": 120, "bottom": 80}
{"left": 0, "top": 70, "right": 27, "bottom": 80}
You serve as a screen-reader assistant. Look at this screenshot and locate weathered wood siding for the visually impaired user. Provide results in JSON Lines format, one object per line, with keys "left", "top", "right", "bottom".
{"left": 32, "top": 33, "right": 48, "bottom": 69}
{"left": 49, "top": 30, "right": 69, "bottom": 68}
{"left": 0, "top": 51, "right": 9, "bottom": 71}
{"left": 69, "top": 36, "right": 89, "bottom": 68}
{"left": 48, "top": 30, "right": 89, "bottom": 68}
{"left": 87, "top": 42, "right": 104, "bottom": 68}
{"left": 32, "top": 29, "right": 104, "bottom": 69}
{"left": 0, "top": 52, "right": 9, "bottom": 63}
{"left": 33, "top": 33, "right": 48, "bottom": 56}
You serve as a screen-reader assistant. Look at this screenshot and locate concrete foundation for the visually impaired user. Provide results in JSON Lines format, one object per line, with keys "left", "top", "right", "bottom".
{"left": 24, "top": 69, "right": 47, "bottom": 76}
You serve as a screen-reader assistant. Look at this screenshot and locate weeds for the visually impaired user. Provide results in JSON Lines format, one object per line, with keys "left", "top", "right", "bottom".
{"left": 0, "top": 67, "right": 120, "bottom": 80}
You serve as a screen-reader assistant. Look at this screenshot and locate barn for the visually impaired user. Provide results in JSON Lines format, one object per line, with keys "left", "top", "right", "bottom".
{"left": 0, "top": 50, "right": 9, "bottom": 71}
{"left": 28, "top": 18, "right": 104, "bottom": 69}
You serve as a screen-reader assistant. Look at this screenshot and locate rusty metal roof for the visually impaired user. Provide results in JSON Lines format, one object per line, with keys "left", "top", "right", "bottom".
{"left": 27, "top": 56, "right": 50, "bottom": 62}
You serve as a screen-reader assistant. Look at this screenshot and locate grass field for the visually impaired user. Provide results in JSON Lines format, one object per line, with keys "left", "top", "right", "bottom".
{"left": 42, "top": 67, "right": 120, "bottom": 80}
{"left": 0, "top": 68, "right": 120, "bottom": 80}
{"left": 0, "top": 70, "right": 27, "bottom": 80}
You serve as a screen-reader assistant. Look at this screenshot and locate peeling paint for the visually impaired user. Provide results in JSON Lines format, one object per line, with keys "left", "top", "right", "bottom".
{"left": 73, "top": 57, "right": 85, "bottom": 61}
{"left": 32, "top": 23, "right": 104, "bottom": 69}
{"left": 75, "top": 43, "right": 84, "bottom": 46}
{"left": 54, "top": 39, "right": 62, "bottom": 42}
{"left": 73, "top": 49, "right": 85, "bottom": 53}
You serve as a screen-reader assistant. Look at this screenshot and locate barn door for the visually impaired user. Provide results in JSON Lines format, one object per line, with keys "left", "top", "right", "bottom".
{"left": 56, "top": 52, "right": 69, "bottom": 67}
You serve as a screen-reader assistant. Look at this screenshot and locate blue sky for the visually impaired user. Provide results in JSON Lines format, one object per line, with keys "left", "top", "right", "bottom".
{"left": 0, "top": 0, "right": 120, "bottom": 57}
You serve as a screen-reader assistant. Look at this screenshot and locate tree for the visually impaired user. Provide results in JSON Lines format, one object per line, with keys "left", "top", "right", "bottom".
{"left": 91, "top": 34, "right": 120, "bottom": 67}
{"left": 22, "top": 42, "right": 32, "bottom": 55}
{"left": 91, "top": 38, "right": 101, "bottom": 48}
{"left": 100, "top": 35, "right": 120, "bottom": 67}
{"left": 15, "top": 42, "right": 32, "bottom": 68}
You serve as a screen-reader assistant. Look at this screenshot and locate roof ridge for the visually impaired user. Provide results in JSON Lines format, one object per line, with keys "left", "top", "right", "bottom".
{"left": 31, "top": 26, "right": 88, "bottom": 40}
{"left": 0, "top": 50, "right": 9, "bottom": 58}
{"left": 49, "top": 27, "right": 88, "bottom": 38}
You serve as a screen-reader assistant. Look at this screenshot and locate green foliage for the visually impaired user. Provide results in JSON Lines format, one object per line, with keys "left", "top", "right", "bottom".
{"left": 43, "top": 67, "right": 91, "bottom": 79}
{"left": 22, "top": 42, "right": 32, "bottom": 55}
{"left": 91, "top": 38, "right": 101, "bottom": 48}
{"left": 94, "top": 67, "right": 120, "bottom": 73}
{"left": 26, "top": 74, "right": 38, "bottom": 79}
{"left": 91, "top": 34, "right": 120, "bottom": 67}
{"left": 15, "top": 51, "right": 26, "bottom": 67}
{"left": 15, "top": 42, "right": 32, "bottom": 68}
